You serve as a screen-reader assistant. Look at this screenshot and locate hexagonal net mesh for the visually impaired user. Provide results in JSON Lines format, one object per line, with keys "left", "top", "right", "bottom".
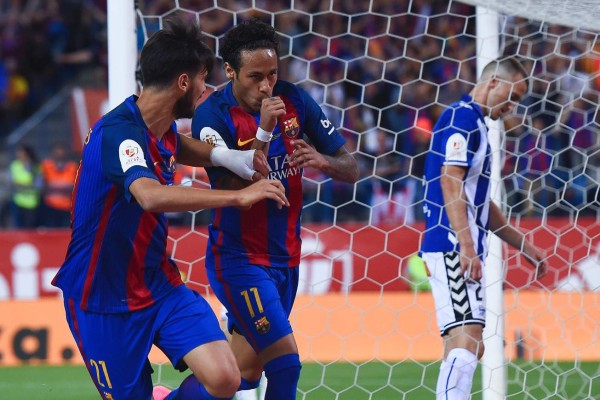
{"left": 133, "top": 0, "right": 600, "bottom": 398}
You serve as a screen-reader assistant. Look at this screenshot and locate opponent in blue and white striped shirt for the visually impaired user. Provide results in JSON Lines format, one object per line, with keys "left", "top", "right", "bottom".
{"left": 419, "top": 57, "right": 547, "bottom": 400}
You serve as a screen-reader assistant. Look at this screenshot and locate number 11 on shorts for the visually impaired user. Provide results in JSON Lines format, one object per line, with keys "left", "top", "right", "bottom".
{"left": 241, "top": 287, "right": 264, "bottom": 317}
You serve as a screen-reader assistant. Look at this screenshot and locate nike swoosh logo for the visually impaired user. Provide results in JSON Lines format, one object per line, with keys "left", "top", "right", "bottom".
{"left": 237, "top": 137, "right": 255, "bottom": 147}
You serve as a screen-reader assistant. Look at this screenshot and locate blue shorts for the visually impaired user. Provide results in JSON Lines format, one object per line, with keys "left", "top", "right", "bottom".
{"left": 63, "top": 285, "right": 226, "bottom": 400}
{"left": 207, "top": 265, "right": 299, "bottom": 353}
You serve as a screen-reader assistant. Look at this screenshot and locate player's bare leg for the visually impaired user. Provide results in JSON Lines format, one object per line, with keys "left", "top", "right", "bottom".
{"left": 158, "top": 340, "right": 240, "bottom": 400}
{"left": 231, "top": 331, "right": 300, "bottom": 400}
{"left": 436, "top": 324, "right": 483, "bottom": 400}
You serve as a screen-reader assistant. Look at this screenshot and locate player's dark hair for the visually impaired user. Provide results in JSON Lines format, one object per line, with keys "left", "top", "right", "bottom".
{"left": 481, "top": 56, "right": 530, "bottom": 89}
{"left": 140, "top": 16, "right": 214, "bottom": 88}
{"left": 220, "top": 18, "right": 279, "bottom": 72}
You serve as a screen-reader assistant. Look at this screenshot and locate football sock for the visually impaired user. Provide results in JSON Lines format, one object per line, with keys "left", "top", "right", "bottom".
{"left": 234, "top": 389, "right": 258, "bottom": 400}
{"left": 165, "top": 374, "right": 232, "bottom": 400}
{"left": 436, "top": 348, "right": 477, "bottom": 400}
{"left": 263, "top": 353, "right": 301, "bottom": 400}
{"left": 238, "top": 376, "right": 261, "bottom": 391}
{"left": 235, "top": 376, "right": 261, "bottom": 400}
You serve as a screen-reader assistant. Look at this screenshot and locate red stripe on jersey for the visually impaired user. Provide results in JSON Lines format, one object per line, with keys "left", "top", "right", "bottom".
{"left": 126, "top": 213, "right": 159, "bottom": 311}
{"left": 280, "top": 98, "right": 304, "bottom": 266}
{"left": 241, "top": 202, "right": 270, "bottom": 265}
{"left": 212, "top": 208, "right": 223, "bottom": 269}
{"left": 230, "top": 106, "right": 258, "bottom": 150}
{"left": 80, "top": 185, "right": 118, "bottom": 310}
{"left": 147, "top": 128, "right": 178, "bottom": 185}
{"left": 159, "top": 252, "right": 184, "bottom": 289}
{"left": 229, "top": 106, "right": 270, "bottom": 263}
{"left": 68, "top": 299, "right": 107, "bottom": 399}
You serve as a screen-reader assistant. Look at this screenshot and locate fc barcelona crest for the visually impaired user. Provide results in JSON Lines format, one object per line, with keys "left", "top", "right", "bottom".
{"left": 283, "top": 117, "right": 299, "bottom": 139}
{"left": 254, "top": 316, "right": 271, "bottom": 334}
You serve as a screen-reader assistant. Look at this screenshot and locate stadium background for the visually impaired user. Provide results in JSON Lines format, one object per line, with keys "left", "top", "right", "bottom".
{"left": 0, "top": 0, "right": 599, "bottom": 399}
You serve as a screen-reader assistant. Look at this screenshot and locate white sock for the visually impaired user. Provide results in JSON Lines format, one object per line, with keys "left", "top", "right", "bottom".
{"left": 235, "top": 389, "right": 258, "bottom": 400}
{"left": 258, "top": 373, "right": 267, "bottom": 400}
{"left": 436, "top": 348, "right": 478, "bottom": 400}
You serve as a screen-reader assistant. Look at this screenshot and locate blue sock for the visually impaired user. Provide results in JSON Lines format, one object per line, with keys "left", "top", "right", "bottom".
{"left": 165, "top": 374, "right": 232, "bottom": 400}
{"left": 263, "top": 353, "right": 301, "bottom": 400}
{"left": 238, "top": 377, "right": 261, "bottom": 391}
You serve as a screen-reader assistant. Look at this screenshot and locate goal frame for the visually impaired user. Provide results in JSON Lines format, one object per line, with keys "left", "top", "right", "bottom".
{"left": 104, "top": 2, "right": 530, "bottom": 398}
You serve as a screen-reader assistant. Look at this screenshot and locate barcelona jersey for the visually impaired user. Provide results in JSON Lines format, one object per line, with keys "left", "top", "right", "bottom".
{"left": 420, "top": 95, "right": 492, "bottom": 258}
{"left": 192, "top": 80, "right": 346, "bottom": 269}
{"left": 52, "top": 96, "right": 184, "bottom": 313}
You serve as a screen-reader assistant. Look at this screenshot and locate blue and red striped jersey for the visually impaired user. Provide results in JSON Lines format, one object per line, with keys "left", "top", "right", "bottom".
{"left": 192, "top": 80, "right": 346, "bottom": 269}
{"left": 52, "top": 96, "right": 184, "bottom": 313}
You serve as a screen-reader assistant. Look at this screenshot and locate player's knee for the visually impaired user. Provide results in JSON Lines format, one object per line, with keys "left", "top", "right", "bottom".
{"left": 204, "top": 367, "right": 241, "bottom": 398}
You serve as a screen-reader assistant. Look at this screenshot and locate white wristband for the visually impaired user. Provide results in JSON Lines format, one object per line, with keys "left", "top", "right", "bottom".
{"left": 256, "top": 127, "right": 273, "bottom": 142}
{"left": 210, "top": 146, "right": 255, "bottom": 181}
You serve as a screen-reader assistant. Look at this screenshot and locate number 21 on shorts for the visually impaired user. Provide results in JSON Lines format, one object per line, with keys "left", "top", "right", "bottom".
{"left": 90, "top": 359, "right": 112, "bottom": 389}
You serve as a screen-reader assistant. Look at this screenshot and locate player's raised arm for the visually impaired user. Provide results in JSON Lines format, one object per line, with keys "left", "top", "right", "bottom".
{"left": 251, "top": 96, "right": 287, "bottom": 153}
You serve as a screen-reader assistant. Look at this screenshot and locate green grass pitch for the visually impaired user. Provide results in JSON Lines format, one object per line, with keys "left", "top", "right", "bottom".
{"left": 0, "top": 361, "right": 598, "bottom": 399}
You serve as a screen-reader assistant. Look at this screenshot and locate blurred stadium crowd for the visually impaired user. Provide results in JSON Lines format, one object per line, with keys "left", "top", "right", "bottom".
{"left": 0, "top": 0, "right": 598, "bottom": 229}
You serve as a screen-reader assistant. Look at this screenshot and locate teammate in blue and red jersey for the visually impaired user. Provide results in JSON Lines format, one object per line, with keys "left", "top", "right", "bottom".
{"left": 190, "top": 19, "right": 359, "bottom": 400}
{"left": 51, "top": 17, "right": 289, "bottom": 400}
{"left": 419, "top": 57, "right": 547, "bottom": 400}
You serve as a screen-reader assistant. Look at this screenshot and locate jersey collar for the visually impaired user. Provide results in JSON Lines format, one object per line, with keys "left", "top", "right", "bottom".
{"left": 125, "top": 95, "right": 148, "bottom": 130}
{"left": 461, "top": 94, "right": 486, "bottom": 121}
{"left": 223, "top": 82, "right": 239, "bottom": 108}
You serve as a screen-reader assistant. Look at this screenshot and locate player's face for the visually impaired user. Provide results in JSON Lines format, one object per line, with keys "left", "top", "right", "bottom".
{"left": 487, "top": 76, "right": 527, "bottom": 120}
{"left": 173, "top": 69, "right": 208, "bottom": 119}
{"left": 230, "top": 49, "right": 278, "bottom": 113}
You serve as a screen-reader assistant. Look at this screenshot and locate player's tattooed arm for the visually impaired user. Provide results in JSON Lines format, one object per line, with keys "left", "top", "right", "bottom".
{"left": 289, "top": 141, "right": 359, "bottom": 184}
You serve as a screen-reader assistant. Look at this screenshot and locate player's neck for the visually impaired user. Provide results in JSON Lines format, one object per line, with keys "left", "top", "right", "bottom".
{"left": 469, "top": 86, "right": 490, "bottom": 116}
{"left": 136, "top": 91, "right": 175, "bottom": 140}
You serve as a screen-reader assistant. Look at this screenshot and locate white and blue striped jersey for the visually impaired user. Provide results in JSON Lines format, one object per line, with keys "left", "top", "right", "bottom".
{"left": 420, "top": 95, "right": 492, "bottom": 259}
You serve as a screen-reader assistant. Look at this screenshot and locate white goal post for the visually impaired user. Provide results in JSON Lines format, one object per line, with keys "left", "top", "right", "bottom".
{"left": 107, "top": 0, "right": 137, "bottom": 110}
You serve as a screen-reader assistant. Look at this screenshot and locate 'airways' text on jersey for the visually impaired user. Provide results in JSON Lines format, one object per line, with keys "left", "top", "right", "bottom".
{"left": 267, "top": 153, "right": 301, "bottom": 180}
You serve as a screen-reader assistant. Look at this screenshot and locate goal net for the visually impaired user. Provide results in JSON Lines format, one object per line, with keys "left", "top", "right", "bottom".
{"left": 128, "top": 0, "right": 600, "bottom": 398}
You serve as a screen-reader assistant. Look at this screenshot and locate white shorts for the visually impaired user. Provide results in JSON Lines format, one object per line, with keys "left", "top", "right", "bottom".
{"left": 421, "top": 252, "right": 486, "bottom": 335}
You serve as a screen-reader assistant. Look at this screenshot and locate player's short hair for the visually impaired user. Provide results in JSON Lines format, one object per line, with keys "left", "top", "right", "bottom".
{"left": 140, "top": 16, "right": 214, "bottom": 88}
{"left": 220, "top": 18, "right": 280, "bottom": 72}
{"left": 480, "top": 56, "right": 529, "bottom": 89}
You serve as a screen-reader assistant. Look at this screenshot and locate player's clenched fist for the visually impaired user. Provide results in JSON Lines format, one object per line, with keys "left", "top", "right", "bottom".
{"left": 260, "top": 96, "right": 286, "bottom": 132}
{"left": 238, "top": 179, "right": 289, "bottom": 209}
